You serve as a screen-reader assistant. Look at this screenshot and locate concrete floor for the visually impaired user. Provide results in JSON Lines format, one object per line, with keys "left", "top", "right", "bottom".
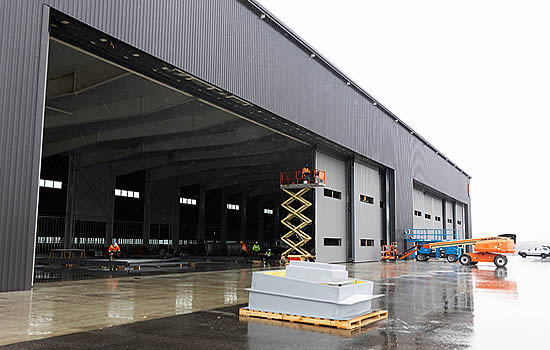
{"left": 1, "top": 256, "right": 549, "bottom": 349}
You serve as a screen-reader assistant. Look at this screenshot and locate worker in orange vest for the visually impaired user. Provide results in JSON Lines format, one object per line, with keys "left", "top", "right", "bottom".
{"left": 302, "top": 164, "right": 311, "bottom": 183}
{"left": 108, "top": 242, "right": 121, "bottom": 262}
{"left": 240, "top": 241, "right": 247, "bottom": 257}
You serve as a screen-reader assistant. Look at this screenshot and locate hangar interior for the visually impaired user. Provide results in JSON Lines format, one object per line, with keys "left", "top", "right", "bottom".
{"left": 38, "top": 37, "right": 315, "bottom": 258}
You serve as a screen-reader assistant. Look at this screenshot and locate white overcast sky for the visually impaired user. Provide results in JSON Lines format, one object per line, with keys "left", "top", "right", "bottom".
{"left": 259, "top": 0, "right": 550, "bottom": 241}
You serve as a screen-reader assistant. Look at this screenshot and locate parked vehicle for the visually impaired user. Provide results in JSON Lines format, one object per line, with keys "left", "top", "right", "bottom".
{"left": 518, "top": 246, "right": 550, "bottom": 258}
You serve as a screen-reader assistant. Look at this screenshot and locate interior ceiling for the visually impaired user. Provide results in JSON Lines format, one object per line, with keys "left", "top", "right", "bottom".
{"left": 43, "top": 40, "right": 307, "bottom": 196}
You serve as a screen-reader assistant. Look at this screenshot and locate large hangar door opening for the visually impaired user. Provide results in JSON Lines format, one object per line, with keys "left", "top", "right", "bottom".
{"left": 314, "top": 151, "right": 347, "bottom": 263}
{"left": 353, "top": 162, "right": 384, "bottom": 262}
{"left": 36, "top": 35, "right": 311, "bottom": 267}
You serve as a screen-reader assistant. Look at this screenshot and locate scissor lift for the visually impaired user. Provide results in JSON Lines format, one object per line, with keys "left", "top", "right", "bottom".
{"left": 279, "top": 169, "right": 325, "bottom": 264}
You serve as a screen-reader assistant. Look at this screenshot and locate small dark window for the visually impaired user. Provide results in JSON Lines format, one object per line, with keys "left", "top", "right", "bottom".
{"left": 457, "top": 220, "right": 462, "bottom": 225}
{"left": 447, "top": 219, "right": 453, "bottom": 224}
{"left": 324, "top": 238, "right": 341, "bottom": 246}
{"left": 414, "top": 210, "right": 422, "bottom": 217}
{"left": 425, "top": 213, "right": 431, "bottom": 219}
{"left": 324, "top": 189, "right": 342, "bottom": 200}
{"left": 360, "top": 194, "right": 374, "bottom": 204}
{"left": 435, "top": 216, "right": 441, "bottom": 222}
{"left": 360, "top": 239, "right": 375, "bottom": 247}
{"left": 380, "top": 201, "right": 385, "bottom": 208}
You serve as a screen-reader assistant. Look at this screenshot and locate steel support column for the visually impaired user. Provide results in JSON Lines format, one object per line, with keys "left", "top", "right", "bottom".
{"left": 105, "top": 168, "right": 115, "bottom": 247}
{"left": 172, "top": 179, "right": 180, "bottom": 251}
{"left": 143, "top": 170, "right": 152, "bottom": 248}
{"left": 221, "top": 188, "right": 228, "bottom": 243}
{"left": 63, "top": 154, "right": 77, "bottom": 248}
{"left": 197, "top": 183, "right": 206, "bottom": 242}
{"left": 257, "top": 198, "right": 265, "bottom": 243}
{"left": 240, "top": 192, "right": 247, "bottom": 242}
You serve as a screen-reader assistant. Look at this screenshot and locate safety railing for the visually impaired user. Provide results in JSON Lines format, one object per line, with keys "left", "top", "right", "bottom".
{"left": 280, "top": 169, "right": 326, "bottom": 186}
{"left": 35, "top": 216, "right": 65, "bottom": 254}
{"left": 73, "top": 220, "right": 106, "bottom": 253}
{"left": 149, "top": 223, "right": 171, "bottom": 251}
{"left": 405, "top": 228, "right": 461, "bottom": 242}
{"left": 113, "top": 220, "right": 144, "bottom": 254}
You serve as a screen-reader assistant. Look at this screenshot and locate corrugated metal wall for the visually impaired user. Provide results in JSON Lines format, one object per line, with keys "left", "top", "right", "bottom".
{"left": 0, "top": 1, "right": 49, "bottom": 292}
{"left": 1, "top": 0, "right": 471, "bottom": 291}
{"left": 315, "top": 152, "right": 347, "bottom": 263}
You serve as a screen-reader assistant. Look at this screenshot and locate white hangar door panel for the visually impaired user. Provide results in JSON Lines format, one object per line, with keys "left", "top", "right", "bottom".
{"left": 445, "top": 201, "right": 454, "bottom": 230}
{"left": 432, "top": 196, "right": 444, "bottom": 230}
{"left": 413, "top": 187, "right": 425, "bottom": 229}
{"left": 423, "top": 193, "right": 434, "bottom": 229}
{"left": 315, "top": 152, "right": 347, "bottom": 263}
{"left": 455, "top": 203, "right": 464, "bottom": 238}
{"left": 354, "top": 162, "right": 383, "bottom": 262}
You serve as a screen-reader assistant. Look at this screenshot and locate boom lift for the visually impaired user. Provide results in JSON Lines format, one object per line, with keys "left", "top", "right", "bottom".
{"left": 425, "top": 234, "right": 516, "bottom": 267}
{"left": 382, "top": 234, "right": 516, "bottom": 267}
{"left": 381, "top": 242, "right": 420, "bottom": 261}
{"left": 279, "top": 168, "right": 326, "bottom": 264}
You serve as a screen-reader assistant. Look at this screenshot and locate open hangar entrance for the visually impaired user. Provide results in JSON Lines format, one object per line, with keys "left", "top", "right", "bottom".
{"left": 36, "top": 12, "right": 315, "bottom": 264}
{"left": 34, "top": 10, "right": 394, "bottom": 271}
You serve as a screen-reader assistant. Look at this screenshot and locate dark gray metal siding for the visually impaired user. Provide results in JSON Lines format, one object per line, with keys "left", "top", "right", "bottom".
{"left": 0, "top": 1, "right": 49, "bottom": 292}
{"left": 42, "top": 0, "right": 470, "bottom": 214}
{"left": 0, "top": 0, "right": 471, "bottom": 291}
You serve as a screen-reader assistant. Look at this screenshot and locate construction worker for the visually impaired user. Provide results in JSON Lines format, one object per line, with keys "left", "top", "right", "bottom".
{"left": 108, "top": 242, "right": 121, "bottom": 262}
{"left": 240, "top": 241, "right": 247, "bottom": 257}
{"left": 252, "top": 241, "right": 261, "bottom": 256}
{"left": 302, "top": 164, "right": 311, "bottom": 183}
{"left": 262, "top": 248, "right": 272, "bottom": 266}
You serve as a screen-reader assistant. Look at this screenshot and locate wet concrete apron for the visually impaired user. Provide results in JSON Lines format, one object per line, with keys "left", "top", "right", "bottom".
{"left": 2, "top": 257, "right": 548, "bottom": 349}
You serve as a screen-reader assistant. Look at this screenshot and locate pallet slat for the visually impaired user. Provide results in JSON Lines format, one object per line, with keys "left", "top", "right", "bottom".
{"left": 239, "top": 308, "right": 387, "bottom": 330}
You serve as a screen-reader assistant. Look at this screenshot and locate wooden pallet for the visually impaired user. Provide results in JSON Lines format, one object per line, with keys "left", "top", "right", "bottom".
{"left": 239, "top": 308, "right": 388, "bottom": 330}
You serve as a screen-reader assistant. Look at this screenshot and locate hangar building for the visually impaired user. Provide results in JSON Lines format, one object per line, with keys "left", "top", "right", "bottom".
{"left": 0, "top": 0, "right": 471, "bottom": 292}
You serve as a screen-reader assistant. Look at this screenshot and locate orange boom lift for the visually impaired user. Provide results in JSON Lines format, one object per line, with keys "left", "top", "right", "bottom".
{"left": 422, "top": 234, "right": 516, "bottom": 267}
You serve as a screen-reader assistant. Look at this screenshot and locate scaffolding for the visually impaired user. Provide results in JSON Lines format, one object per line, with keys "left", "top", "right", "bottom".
{"left": 279, "top": 169, "right": 325, "bottom": 263}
